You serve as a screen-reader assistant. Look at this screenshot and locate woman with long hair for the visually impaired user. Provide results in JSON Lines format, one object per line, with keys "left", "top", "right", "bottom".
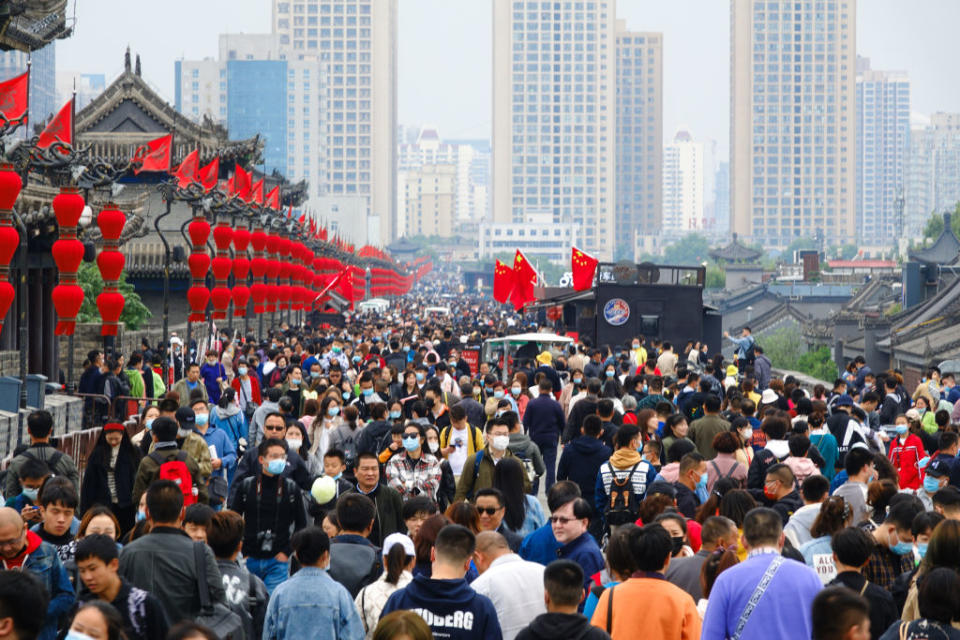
{"left": 697, "top": 549, "right": 740, "bottom": 618}
{"left": 719, "top": 489, "right": 757, "bottom": 562}
{"left": 78, "top": 505, "right": 123, "bottom": 541}
{"left": 355, "top": 534, "right": 416, "bottom": 640}
{"left": 560, "top": 368, "right": 584, "bottom": 416}
{"left": 493, "top": 457, "right": 546, "bottom": 538}
{"left": 661, "top": 414, "right": 692, "bottom": 463}
{"left": 413, "top": 514, "right": 452, "bottom": 578}
{"left": 509, "top": 372, "right": 531, "bottom": 420}
{"left": 67, "top": 601, "right": 128, "bottom": 640}
{"left": 310, "top": 394, "right": 344, "bottom": 460}
{"left": 799, "top": 496, "right": 853, "bottom": 584}
{"left": 80, "top": 423, "right": 141, "bottom": 534}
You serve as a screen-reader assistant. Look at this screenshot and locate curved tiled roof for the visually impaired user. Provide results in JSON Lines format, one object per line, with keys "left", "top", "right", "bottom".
{"left": 909, "top": 213, "right": 960, "bottom": 265}
{"left": 708, "top": 233, "right": 763, "bottom": 262}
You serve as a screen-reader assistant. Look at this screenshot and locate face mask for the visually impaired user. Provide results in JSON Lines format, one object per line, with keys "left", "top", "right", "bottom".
{"left": 194, "top": 413, "right": 209, "bottom": 426}
{"left": 238, "top": 367, "right": 248, "bottom": 376}
{"left": 402, "top": 345, "right": 410, "bottom": 352}
{"left": 207, "top": 359, "right": 217, "bottom": 366}
{"left": 428, "top": 441, "right": 440, "bottom": 453}
{"left": 671, "top": 536, "right": 685, "bottom": 556}
{"left": 448, "top": 360, "right": 457, "bottom": 367}
{"left": 895, "top": 424, "right": 908, "bottom": 435}
{"left": 310, "top": 371, "right": 321, "bottom": 378}
{"left": 916, "top": 543, "right": 928, "bottom": 559}
{"left": 924, "top": 476, "right": 942, "bottom": 494}
{"left": 66, "top": 630, "right": 96, "bottom": 640}
{"left": 22, "top": 487, "right": 38, "bottom": 501}
{"left": 332, "top": 347, "right": 342, "bottom": 354}
{"left": 402, "top": 436, "right": 420, "bottom": 452}
{"left": 415, "top": 373, "right": 425, "bottom": 382}
{"left": 136, "top": 509, "right": 146, "bottom": 523}
{"left": 266, "top": 459, "right": 286, "bottom": 475}
{"left": 632, "top": 343, "right": 640, "bottom": 349}
{"left": 740, "top": 429, "right": 753, "bottom": 441}
{"left": 890, "top": 541, "right": 913, "bottom": 556}
{"left": 763, "top": 485, "right": 778, "bottom": 500}
{"left": 605, "top": 370, "right": 615, "bottom": 378}
{"left": 511, "top": 387, "right": 521, "bottom": 396}
{"left": 573, "top": 377, "right": 582, "bottom": 385}
{"left": 643, "top": 385, "right": 649, "bottom": 393}
{"left": 286, "top": 438, "right": 302, "bottom": 451}
{"left": 352, "top": 355, "right": 362, "bottom": 363}
{"left": 697, "top": 472, "right": 708, "bottom": 489}
{"left": 328, "top": 406, "right": 340, "bottom": 417}
{"left": 389, "top": 410, "right": 401, "bottom": 419}
{"left": 362, "top": 388, "right": 374, "bottom": 397}
{"left": 342, "top": 392, "right": 350, "bottom": 400}
{"left": 494, "top": 390, "right": 504, "bottom": 399}
{"left": 495, "top": 410, "right": 505, "bottom": 418}
{"left": 491, "top": 435, "right": 510, "bottom": 451}
{"left": 144, "top": 418, "right": 155, "bottom": 430}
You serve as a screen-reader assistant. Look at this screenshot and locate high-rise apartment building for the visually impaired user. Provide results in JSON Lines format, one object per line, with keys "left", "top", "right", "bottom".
{"left": 271, "top": 0, "right": 398, "bottom": 243}
{"left": 0, "top": 42, "right": 55, "bottom": 135}
{"left": 855, "top": 57, "right": 909, "bottom": 247}
{"left": 492, "top": 0, "right": 616, "bottom": 260}
{"left": 399, "top": 163, "right": 457, "bottom": 238}
{"left": 662, "top": 130, "right": 705, "bottom": 234}
{"left": 731, "top": 0, "right": 856, "bottom": 248}
{"left": 175, "top": 34, "right": 327, "bottom": 203}
{"left": 615, "top": 24, "right": 662, "bottom": 255}
{"left": 907, "top": 113, "right": 960, "bottom": 236}
{"left": 714, "top": 161, "right": 731, "bottom": 234}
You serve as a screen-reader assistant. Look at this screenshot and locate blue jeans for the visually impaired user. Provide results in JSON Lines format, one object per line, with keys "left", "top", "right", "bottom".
{"left": 245, "top": 556, "right": 289, "bottom": 594}
{"left": 533, "top": 437, "right": 558, "bottom": 495}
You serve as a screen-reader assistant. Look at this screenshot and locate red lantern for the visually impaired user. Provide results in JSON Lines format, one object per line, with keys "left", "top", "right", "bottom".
{"left": 211, "top": 256, "right": 232, "bottom": 280}
{"left": 187, "top": 213, "right": 211, "bottom": 323}
{"left": 212, "top": 224, "right": 233, "bottom": 250}
{"left": 95, "top": 204, "right": 126, "bottom": 335}
{"left": 0, "top": 164, "right": 22, "bottom": 210}
{"left": 51, "top": 186, "right": 85, "bottom": 334}
{"left": 0, "top": 225, "right": 18, "bottom": 268}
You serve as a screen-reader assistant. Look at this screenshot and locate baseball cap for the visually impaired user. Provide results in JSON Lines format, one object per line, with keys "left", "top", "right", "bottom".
{"left": 834, "top": 394, "right": 854, "bottom": 407}
{"left": 175, "top": 407, "right": 196, "bottom": 429}
{"left": 926, "top": 457, "right": 951, "bottom": 478}
{"left": 382, "top": 533, "right": 415, "bottom": 557}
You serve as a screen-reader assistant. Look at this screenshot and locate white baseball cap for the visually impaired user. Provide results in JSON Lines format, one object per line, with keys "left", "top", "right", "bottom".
{"left": 382, "top": 532, "right": 415, "bottom": 557}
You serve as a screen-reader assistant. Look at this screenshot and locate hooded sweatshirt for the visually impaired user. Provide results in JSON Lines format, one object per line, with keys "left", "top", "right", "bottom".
{"left": 557, "top": 436, "right": 613, "bottom": 511}
{"left": 516, "top": 612, "right": 611, "bottom": 640}
{"left": 381, "top": 574, "right": 502, "bottom": 640}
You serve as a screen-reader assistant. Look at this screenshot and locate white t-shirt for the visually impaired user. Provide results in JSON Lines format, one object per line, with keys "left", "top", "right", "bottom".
{"left": 447, "top": 425, "right": 470, "bottom": 475}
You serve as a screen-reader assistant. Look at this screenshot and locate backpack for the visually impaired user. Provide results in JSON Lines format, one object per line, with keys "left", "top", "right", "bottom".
{"left": 710, "top": 459, "right": 742, "bottom": 484}
{"left": 440, "top": 425, "right": 483, "bottom": 454}
{"left": 24, "top": 448, "right": 63, "bottom": 473}
{"left": 605, "top": 462, "right": 642, "bottom": 526}
{"left": 513, "top": 447, "right": 538, "bottom": 484}
{"left": 466, "top": 450, "right": 485, "bottom": 501}
{"left": 743, "top": 337, "right": 757, "bottom": 365}
{"left": 150, "top": 450, "right": 197, "bottom": 506}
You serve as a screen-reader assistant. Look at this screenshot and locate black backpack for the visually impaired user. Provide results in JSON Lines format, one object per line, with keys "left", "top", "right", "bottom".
{"left": 743, "top": 337, "right": 757, "bottom": 365}
{"left": 604, "top": 462, "right": 641, "bottom": 526}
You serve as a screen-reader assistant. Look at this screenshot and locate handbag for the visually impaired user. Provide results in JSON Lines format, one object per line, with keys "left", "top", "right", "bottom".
{"left": 238, "top": 381, "right": 258, "bottom": 421}
{"left": 193, "top": 542, "right": 245, "bottom": 639}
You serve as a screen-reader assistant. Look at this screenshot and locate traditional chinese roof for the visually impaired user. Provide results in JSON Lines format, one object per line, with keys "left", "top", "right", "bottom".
{"left": 386, "top": 236, "right": 420, "bottom": 255}
{"left": 0, "top": 1, "right": 71, "bottom": 52}
{"left": 909, "top": 213, "right": 960, "bottom": 265}
{"left": 75, "top": 49, "right": 262, "bottom": 169}
{"left": 708, "top": 233, "right": 763, "bottom": 263}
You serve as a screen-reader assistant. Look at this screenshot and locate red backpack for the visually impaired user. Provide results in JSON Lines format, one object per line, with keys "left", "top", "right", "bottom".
{"left": 149, "top": 451, "right": 197, "bottom": 506}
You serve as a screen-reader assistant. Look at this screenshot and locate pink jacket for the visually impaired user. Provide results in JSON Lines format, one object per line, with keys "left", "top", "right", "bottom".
{"left": 706, "top": 452, "right": 748, "bottom": 491}
{"left": 784, "top": 455, "right": 821, "bottom": 485}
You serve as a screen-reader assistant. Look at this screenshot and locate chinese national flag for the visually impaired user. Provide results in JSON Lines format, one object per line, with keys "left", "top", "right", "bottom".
{"left": 132, "top": 133, "right": 172, "bottom": 174}
{"left": 252, "top": 179, "right": 264, "bottom": 205}
{"left": 493, "top": 259, "right": 514, "bottom": 304}
{"left": 36, "top": 99, "right": 73, "bottom": 149}
{"left": 571, "top": 246, "right": 598, "bottom": 291}
{"left": 173, "top": 149, "right": 199, "bottom": 189}
{"left": 0, "top": 71, "right": 29, "bottom": 125}
{"left": 510, "top": 250, "right": 538, "bottom": 311}
{"left": 198, "top": 157, "right": 219, "bottom": 192}
{"left": 265, "top": 186, "right": 280, "bottom": 210}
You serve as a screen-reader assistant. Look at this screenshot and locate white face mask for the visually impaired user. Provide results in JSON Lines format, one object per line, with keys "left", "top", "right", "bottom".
{"left": 740, "top": 428, "right": 753, "bottom": 441}
{"left": 491, "top": 435, "right": 510, "bottom": 451}
{"left": 427, "top": 440, "right": 440, "bottom": 453}
{"left": 286, "top": 438, "right": 303, "bottom": 451}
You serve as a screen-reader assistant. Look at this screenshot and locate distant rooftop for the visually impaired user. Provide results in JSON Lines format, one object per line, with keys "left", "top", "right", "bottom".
{"left": 709, "top": 233, "right": 763, "bottom": 263}
{"left": 909, "top": 212, "right": 960, "bottom": 265}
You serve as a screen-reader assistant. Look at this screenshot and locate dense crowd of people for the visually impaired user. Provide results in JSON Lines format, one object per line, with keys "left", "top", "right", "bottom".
{"left": 0, "top": 292, "right": 959, "bottom": 640}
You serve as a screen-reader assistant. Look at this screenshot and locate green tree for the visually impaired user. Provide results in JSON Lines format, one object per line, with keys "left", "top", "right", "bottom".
{"left": 660, "top": 234, "right": 711, "bottom": 266}
{"left": 76, "top": 262, "right": 152, "bottom": 330}
{"left": 836, "top": 244, "right": 858, "bottom": 260}
{"left": 784, "top": 237, "right": 818, "bottom": 257}
{"left": 760, "top": 327, "right": 837, "bottom": 382}
{"left": 922, "top": 202, "right": 960, "bottom": 240}
{"left": 796, "top": 346, "right": 838, "bottom": 382}
{"left": 705, "top": 265, "right": 725, "bottom": 289}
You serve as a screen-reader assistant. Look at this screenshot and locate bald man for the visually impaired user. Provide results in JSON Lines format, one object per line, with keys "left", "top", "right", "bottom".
{"left": 471, "top": 531, "right": 547, "bottom": 640}
{"left": 0, "top": 507, "right": 74, "bottom": 640}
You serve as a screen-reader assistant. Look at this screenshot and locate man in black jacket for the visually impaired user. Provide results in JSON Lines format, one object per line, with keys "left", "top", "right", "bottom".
{"left": 345, "top": 452, "right": 403, "bottom": 546}
{"left": 755, "top": 464, "right": 804, "bottom": 525}
{"left": 354, "top": 403, "right": 393, "bottom": 455}
{"left": 827, "top": 527, "right": 898, "bottom": 639}
{"left": 230, "top": 413, "right": 313, "bottom": 503}
{"left": 327, "top": 493, "right": 381, "bottom": 597}
{"left": 878, "top": 377, "right": 901, "bottom": 426}
{"left": 563, "top": 378, "right": 601, "bottom": 443}
{"left": 515, "top": 560, "right": 610, "bottom": 640}
{"left": 557, "top": 416, "right": 612, "bottom": 518}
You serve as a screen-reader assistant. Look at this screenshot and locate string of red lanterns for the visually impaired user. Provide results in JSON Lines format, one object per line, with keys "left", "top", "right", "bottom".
{"left": 95, "top": 204, "right": 126, "bottom": 336}
{"left": 0, "top": 164, "right": 21, "bottom": 331}
{"left": 186, "top": 212, "right": 211, "bottom": 323}
{"left": 50, "top": 186, "right": 85, "bottom": 334}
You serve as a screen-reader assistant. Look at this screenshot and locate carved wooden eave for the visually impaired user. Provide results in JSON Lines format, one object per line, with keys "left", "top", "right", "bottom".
{"left": 0, "top": 1, "right": 71, "bottom": 52}
{"left": 74, "top": 55, "right": 263, "bottom": 168}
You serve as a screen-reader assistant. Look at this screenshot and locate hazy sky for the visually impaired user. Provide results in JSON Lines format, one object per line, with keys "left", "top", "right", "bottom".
{"left": 58, "top": 0, "right": 960, "bottom": 160}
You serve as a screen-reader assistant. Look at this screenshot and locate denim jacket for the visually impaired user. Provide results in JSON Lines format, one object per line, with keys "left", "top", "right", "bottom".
{"left": 262, "top": 566, "right": 364, "bottom": 640}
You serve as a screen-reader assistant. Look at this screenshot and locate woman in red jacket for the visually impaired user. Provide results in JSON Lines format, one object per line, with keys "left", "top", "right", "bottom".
{"left": 888, "top": 414, "right": 926, "bottom": 490}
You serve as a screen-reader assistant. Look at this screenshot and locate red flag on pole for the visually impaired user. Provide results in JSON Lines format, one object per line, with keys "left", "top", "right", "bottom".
{"left": 198, "top": 157, "right": 219, "bottom": 192}
{"left": 493, "top": 259, "right": 515, "bottom": 304}
{"left": 0, "top": 71, "right": 29, "bottom": 125}
{"left": 571, "top": 246, "right": 598, "bottom": 291}
{"left": 36, "top": 99, "right": 73, "bottom": 149}
{"left": 234, "top": 164, "right": 252, "bottom": 201}
{"left": 265, "top": 186, "right": 280, "bottom": 210}
{"left": 252, "top": 179, "right": 264, "bottom": 205}
{"left": 173, "top": 149, "right": 199, "bottom": 189}
{"left": 132, "top": 133, "right": 173, "bottom": 174}
{"left": 510, "top": 250, "right": 537, "bottom": 311}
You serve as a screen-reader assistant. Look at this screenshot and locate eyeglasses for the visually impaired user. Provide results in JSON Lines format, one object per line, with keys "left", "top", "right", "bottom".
{"left": 550, "top": 516, "right": 577, "bottom": 525}
{"left": 477, "top": 507, "right": 502, "bottom": 516}
{"left": 403, "top": 433, "right": 420, "bottom": 439}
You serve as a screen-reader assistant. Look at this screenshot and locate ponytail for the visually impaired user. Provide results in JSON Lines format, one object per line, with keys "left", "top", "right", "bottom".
{"left": 384, "top": 542, "right": 408, "bottom": 585}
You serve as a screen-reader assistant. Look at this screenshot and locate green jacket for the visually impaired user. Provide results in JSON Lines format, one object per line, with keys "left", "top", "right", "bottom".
{"left": 454, "top": 446, "right": 530, "bottom": 502}
{"left": 123, "top": 368, "right": 145, "bottom": 398}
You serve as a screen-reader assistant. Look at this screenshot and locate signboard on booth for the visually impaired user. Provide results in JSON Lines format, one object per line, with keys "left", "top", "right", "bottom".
{"left": 462, "top": 347, "right": 480, "bottom": 376}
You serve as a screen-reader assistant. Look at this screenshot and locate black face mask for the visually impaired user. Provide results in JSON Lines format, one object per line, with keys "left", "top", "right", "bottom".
{"left": 425, "top": 398, "right": 435, "bottom": 409}
{"left": 671, "top": 536, "right": 685, "bottom": 556}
